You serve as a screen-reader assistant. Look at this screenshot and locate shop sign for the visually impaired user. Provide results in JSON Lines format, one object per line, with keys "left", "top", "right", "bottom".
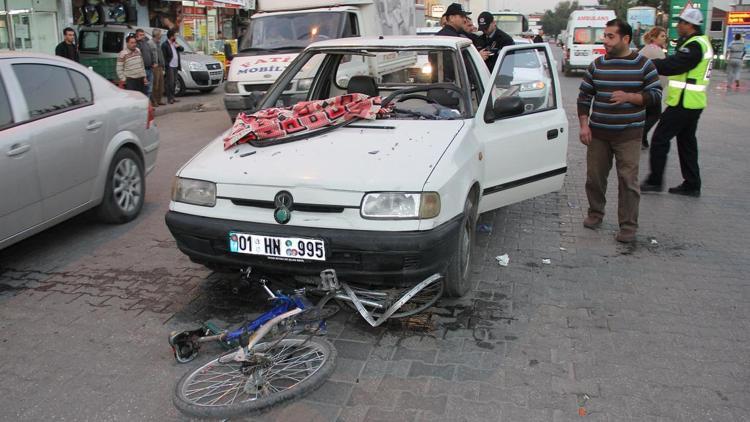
{"left": 728, "top": 12, "right": 750, "bottom": 26}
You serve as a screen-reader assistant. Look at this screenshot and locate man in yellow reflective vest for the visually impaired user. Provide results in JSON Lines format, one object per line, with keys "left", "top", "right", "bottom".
{"left": 641, "top": 8, "right": 712, "bottom": 197}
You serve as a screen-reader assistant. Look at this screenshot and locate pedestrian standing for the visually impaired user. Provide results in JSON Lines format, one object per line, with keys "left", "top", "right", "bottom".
{"left": 162, "top": 29, "right": 182, "bottom": 104}
{"left": 641, "top": 9, "right": 713, "bottom": 197}
{"left": 476, "top": 11, "right": 514, "bottom": 71}
{"left": 55, "top": 27, "right": 79, "bottom": 63}
{"left": 577, "top": 19, "right": 662, "bottom": 243}
{"left": 149, "top": 29, "right": 166, "bottom": 107}
{"left": 117, "top": 34, "right": 148, "bottom": 95}
{"left": 726, "top": 33, "right": 745, "bottom": 89}
{"left": 135, "top": 29, "right": 157, "bottom": 100}
{"left": 533, "top": 30, "right": 544, "bottom": 44}
{"left": 639, "top": 26, "right": 668, "bottom": 149}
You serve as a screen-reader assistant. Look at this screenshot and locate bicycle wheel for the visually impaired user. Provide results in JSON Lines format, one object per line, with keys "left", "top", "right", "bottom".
{"left": 339, "top": 280, "right": 444, "bottom": 319}
{"left": 173, "top": 337, "right": 336, "bottom": 418}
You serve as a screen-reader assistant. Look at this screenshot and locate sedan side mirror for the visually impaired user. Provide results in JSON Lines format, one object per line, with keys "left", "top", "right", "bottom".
{"left": 484, "top": 96, "right": 525, "bottom": 123}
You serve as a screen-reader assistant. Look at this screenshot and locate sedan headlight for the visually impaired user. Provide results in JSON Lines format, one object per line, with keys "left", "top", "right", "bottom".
{"left": 172, "top": 177, "right": 216, "bottom": 207}
{"left": 520, "top": 81, "right": 546, "bottom": 91}
{"left": 224, "top": 81, "right": 239, "bottom": 93}
{"left": 361, "top": 192, "right": 440, "bottom": 219}
{"left": 188, "top": 62, "right": 206, "bottom": 71}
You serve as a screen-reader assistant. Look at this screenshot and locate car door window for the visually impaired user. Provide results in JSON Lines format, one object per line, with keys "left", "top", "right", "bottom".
{"left": 79, "top": 30, "right": 100, "bottom": 52}
{"left": 68, "top": 69, "right": 93, "bottom": 104}
{"left": 12, "top": 64, "right": 81, "bottom": 120}
{"left": 461, "top": 47, "right": 484, "bottom": 114}
{"left": 491, "top": 46, "right": 556, "bottom": 116}
{"left": 103, "top": 31, "right": 124, "bottom": 53}
{"left": 0, "top": 76, "right": 12, "bottom": 129}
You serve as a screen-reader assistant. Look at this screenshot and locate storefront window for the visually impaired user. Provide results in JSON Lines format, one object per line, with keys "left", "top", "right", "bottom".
{"left": 1, "top": 0, "right": 59, "bottom": 54}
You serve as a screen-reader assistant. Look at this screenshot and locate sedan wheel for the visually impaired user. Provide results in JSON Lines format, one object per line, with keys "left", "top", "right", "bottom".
{"left": 96, "top": 148, "right": 145, "bottom": 223}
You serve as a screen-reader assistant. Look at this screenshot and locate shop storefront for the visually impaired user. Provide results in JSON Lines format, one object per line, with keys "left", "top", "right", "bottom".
{"left": 1, "top": 0, "right": 72, "bottom": 53}
{"left": 179, "top": 0, "right": 242, "bottom": 55}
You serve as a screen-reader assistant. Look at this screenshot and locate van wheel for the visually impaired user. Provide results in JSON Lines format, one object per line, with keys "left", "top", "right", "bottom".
{"left": 175, "top": 75, "right": 186, "bottom": 97}
{"left": 443, "top": 194, "right": 477, "bottom": 298}
{"left": 96, "top": 148, "right": 145, "bottom": 224}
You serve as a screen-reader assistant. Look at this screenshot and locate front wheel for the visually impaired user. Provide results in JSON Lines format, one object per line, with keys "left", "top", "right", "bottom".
{"left": 95, "top": 148, "right": 144, "bottom": 224}
{"left": 173, "top": 337, "right": 336, "bottom": 419}
{"left": 443, "top": 195, "right": 477, "bottom": 297}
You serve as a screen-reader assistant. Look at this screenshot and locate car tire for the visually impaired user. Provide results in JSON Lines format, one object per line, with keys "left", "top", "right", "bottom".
{"left": 95, "top": 148, "right": 145, "bottom": 224}
{"left": 175, "top": 75, "right": 186, "bottom": 97}
{"left": 199, "top": 87, "right": 216, "bottom": 94}
{"left": 443, "top": 193, "right": 477, "bottom": 298}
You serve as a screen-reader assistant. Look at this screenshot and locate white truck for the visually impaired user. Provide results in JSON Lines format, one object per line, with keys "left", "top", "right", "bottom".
{"left": 223, "top": 0, "right": 417, "bottom": 120}
{"left": 561, "top": 9, "right": 616, "bottom": 76}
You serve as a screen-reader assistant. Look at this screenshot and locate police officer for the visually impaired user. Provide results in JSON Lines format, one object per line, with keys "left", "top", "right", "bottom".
{"left": 641, "top": 8, "right": 712, "bottom": 197}
{"left": 476, "top": 12, "right": 514, "bottom": 71}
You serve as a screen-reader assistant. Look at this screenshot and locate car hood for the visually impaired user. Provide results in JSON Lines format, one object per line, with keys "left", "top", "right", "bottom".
{"left": 179, "top": 120, "right": 465, "bottom": 193}
{"left": 183, "top": 52, "right": 222, "bottom": 65}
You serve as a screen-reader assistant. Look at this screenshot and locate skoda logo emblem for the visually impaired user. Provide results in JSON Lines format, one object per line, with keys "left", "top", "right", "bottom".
{"left": 274, "top": 191, "right": 293, "bottom": 224}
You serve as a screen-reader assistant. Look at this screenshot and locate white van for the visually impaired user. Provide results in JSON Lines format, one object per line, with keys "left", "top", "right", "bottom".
{"left": 223, "top": 0, "right": 417, "bottom": 120}
{"left": 561, "top": 9, "right": 616, "bottom": 76}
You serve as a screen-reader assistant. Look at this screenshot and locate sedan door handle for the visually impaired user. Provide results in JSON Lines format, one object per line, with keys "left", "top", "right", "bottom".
{"left": 7, "top": 143, "right": 31, "bottom": 157}
{"left": 86, "top": 121, "right": 103, "bottom": 131}
{"left": 547, "top": 129, "right": 559, "bottom": 140}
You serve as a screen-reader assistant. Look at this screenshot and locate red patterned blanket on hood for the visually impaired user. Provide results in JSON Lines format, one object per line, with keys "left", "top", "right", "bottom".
{"left": 223, "top": 93, "right": 391, "bottom": 150}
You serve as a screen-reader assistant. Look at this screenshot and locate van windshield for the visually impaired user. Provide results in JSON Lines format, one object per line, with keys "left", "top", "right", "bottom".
{"left": 573, "top": 28, "right": 605, "bottom": 45}
{"left": 240, "top": 12, "right": 347, "bottom": 52}
{"left": 175, "top": 35, "right": 195, "bottom": 53}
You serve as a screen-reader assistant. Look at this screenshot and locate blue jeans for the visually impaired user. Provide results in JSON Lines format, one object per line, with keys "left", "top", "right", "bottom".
{"left": 145, "top": 68, "right": 154, "bottom": 97}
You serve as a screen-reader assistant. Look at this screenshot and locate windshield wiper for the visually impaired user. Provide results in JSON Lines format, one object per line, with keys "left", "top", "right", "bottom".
{"left": 391, "top": 107, "right": 438, "bottom": 120}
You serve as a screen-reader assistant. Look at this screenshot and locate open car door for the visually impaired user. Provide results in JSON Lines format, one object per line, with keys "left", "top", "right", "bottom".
{"left": 474, "top": 43, "right": 568, "bottom": 213}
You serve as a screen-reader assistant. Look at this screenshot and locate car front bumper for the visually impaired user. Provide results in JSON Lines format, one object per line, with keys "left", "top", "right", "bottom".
{"left": 165, "top": 211, "right": 462, "bottom": 287}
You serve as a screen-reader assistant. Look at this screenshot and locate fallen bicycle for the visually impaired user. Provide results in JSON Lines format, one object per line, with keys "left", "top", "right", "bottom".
{"left": 168, "top": 267, "right": 442, "bottom": 419}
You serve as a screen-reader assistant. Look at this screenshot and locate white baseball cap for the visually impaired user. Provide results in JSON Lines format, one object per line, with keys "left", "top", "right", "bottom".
{"left": 679, "top": 8, "right": 703, "bottom": 26}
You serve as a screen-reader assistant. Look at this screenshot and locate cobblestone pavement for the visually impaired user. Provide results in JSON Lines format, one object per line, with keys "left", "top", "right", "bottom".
{"left": 1, "top": 52, "right": 749, "bottom": 421}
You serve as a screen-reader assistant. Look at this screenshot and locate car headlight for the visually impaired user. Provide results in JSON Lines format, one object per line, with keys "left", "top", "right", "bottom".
{"left": 188, "top": 62, "right": 206, "bottom": 71}
{"left": 224, "top": 81, "right": 239, "bottom": 93}
{"left": 520, "top": 81, "right": 546, "bottom": 91}
{"left": 297, "top": 78, "right": 313, "bottom": 91}
{"left": 361, "top": 192, "right": 440, "bottom": 219}
{"left": 172, "top": 177, "right": 216, "bottom": 207}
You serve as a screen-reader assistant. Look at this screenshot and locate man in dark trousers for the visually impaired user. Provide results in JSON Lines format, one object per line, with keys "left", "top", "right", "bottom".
{"left": 55, "top": 28, "right": 79, "bottom": 63}
{"left": 641, "top": 8, "right": 712, "bottom": 197}
{"left": 476, "top": 12, "right": 514, "bottom": 71}
{"left": 577, "top": 19, "right": 662, "bottom": 243}
{"left": 162, "top": 29, "right": 183, "bottom": 104}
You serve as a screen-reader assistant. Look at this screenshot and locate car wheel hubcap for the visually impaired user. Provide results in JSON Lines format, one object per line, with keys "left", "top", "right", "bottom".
{"left": 113, "top": 158, "right": 142, "bottom": 213}
{"left": 460, "top": 222, "right": 471, "bottom": 279}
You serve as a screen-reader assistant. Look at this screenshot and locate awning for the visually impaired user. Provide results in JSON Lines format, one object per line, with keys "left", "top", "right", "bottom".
{"left": 197, "top": 0, "right": 248, "bottom": 8}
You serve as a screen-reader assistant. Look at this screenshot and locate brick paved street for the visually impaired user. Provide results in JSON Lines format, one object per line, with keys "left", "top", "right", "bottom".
{"left": 1, "top": 48, "right": 749, "bottom": 421}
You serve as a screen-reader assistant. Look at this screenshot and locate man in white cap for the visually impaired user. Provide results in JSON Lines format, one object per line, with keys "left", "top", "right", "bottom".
{"left": 641, "top": 8, "right": 713, "bottom": 197}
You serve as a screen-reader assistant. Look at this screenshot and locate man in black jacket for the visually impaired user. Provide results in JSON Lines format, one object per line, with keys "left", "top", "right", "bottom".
{"left": 162, "top": 29, "right": 183, "bottom": 104}
{"left": 55, "top": 28, "right": 79, "bottom": 63}
{"left": 475, "top": 12, "right": 514, "bottom": 71}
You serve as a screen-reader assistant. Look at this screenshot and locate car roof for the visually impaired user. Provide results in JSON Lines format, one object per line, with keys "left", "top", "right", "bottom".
{"left": 308, "top": 35, "right": 472, "bottom": 50}
{"left": 0, "top": 51, "right": 74, "bottom": 62}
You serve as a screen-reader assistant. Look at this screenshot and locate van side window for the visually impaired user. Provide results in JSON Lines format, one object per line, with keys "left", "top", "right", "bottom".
{"left": 103, "top": 31, "right": 124, "bottom": 53}
{"left": 12, "top": 64, "right": 81, "bottom": 120}
{"left": 79, "top": 31, "right": 100, "bottom": 52}
{"left": 0, "top": 76, "right": 12, "bottom": 129}
{"left": 343, "top": 13, "right": 359, "bottom": 37}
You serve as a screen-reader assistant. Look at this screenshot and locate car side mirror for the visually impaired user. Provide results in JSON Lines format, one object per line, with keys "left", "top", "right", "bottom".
{"left": 484, "top": 96, "right": 525, "bottom": 123}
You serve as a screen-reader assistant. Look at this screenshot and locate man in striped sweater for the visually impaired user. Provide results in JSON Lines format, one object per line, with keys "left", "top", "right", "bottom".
{"left": 577, "top": 19, "right": 663, "bottom": 243}
{"left": 116, "top": 34, "right": 148, "bottom": 95}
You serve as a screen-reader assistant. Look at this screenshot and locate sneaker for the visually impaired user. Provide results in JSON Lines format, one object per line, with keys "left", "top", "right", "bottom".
{"left": 615, "top": 228, "right": 637, "bottom": 243}
{"left": 640, "top": 182, "right": 663, "bottom": 193}
{"left": 668, "top": 183, "right": 700, "bottom": 197}
{"left": 583, "top": 215, "right": 603, "bottom": 229}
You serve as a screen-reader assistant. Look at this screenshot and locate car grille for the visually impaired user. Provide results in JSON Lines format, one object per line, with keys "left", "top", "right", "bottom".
{"left": 228, "top": 198, "right": 347, "bottom": 214}
{"left": 206, "top": 63, "right": 222, "bottom": 70}
{"left": 244, "top": 83, "right": 272, "bottom": 92}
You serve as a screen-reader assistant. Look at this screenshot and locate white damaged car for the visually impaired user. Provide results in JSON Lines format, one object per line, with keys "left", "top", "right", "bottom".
{"left": 166, "top": 36, "right": 568, "bottom": 297}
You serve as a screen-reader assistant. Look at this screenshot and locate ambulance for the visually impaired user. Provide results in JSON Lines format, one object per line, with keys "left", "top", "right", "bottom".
{"left": 223, "top": 0, "right": 417, "bottom": 120}
{"left": 561, "top": 9, "right": 616, "bottom": 76}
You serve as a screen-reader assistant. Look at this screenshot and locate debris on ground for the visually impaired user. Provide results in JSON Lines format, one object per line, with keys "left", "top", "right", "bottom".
{"left": 477, "top": 224, "right": 493, "bottom": 233}
{"left": 650, "top": 238, "right": 659, "bottom": 246}
{"left": 560, "top": 247, "right": 567, "bottom": 251}
{"left": 496, "top": 254, "right": 510, "bottom": 267}
{"left": 542, "top": 258, "right": 552, "bottom": 265}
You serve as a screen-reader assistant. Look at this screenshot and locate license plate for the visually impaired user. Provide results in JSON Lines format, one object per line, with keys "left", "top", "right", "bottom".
{"left": 229, "top": 232, "right": 326, "bottom": 261}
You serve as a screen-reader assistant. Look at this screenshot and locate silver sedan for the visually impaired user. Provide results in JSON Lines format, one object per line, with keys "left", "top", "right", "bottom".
{"left": 0, "top": 52, "right": 159, "bottom": 250}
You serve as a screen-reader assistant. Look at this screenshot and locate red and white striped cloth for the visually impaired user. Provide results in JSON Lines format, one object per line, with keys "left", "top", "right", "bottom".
{"left": 223, "top": 94, "right": 391, "bottom": 150}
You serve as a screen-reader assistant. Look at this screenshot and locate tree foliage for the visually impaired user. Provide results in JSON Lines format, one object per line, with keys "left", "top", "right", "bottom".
{"left": 540, "top": 1, "right": 579, "bottom": 37}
